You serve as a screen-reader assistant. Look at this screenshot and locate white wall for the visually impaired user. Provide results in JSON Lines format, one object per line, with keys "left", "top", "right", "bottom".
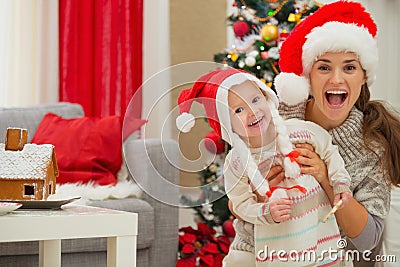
{"left": 358, "top": 0, "right": 400, "bottom": 109}
{"left": 142, "top": 0, "right": 171, "bottom": 139}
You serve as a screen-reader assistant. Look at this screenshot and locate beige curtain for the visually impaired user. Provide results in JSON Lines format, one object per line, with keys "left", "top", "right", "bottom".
{"left": 0, "top": 0, "right": 58, "bottom": 107}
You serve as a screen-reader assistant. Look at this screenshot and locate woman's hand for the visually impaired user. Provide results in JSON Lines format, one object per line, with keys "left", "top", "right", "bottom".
{"left": 251, "top": 164, "right": 285, "bottom": 203}
{"left": 294, "top": 143, "right": 328, "bottom": 184}
{"left": 334, "top": 191, "right": 353, "bottom": 209}
{"left": 258, "top": 161, "right": 285, "bottom": 186}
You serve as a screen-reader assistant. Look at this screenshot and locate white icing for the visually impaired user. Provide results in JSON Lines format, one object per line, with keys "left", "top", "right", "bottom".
{"left": 0, "top": 143, "right": 54, "bottom": 179}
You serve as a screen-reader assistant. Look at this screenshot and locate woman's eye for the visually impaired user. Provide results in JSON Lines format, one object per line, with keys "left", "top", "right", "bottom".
{"left": 318, "top": 65, "right": 330, "bottom": 71}
{"left": 344, "top": 65, "right": 356, "bottom": 71}
{"left": 252, "top": 96, "right": 260, "bottom": 103}
{"left": 235, "top": 107, "right": 244, "bottom": 113}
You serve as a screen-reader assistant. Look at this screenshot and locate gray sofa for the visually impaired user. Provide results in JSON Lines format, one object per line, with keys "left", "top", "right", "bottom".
{"left": 0, "top": 102, "right": 179, "bottom": 267}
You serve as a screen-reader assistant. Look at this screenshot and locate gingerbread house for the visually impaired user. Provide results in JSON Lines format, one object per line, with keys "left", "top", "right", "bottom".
{"left": 0, "top": 128, "right": 58, "bottom": 200}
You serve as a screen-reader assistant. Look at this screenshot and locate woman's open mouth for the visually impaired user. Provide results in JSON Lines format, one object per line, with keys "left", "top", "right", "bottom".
{"left": 325, "top": 90, "right": 348, "bottom": 108}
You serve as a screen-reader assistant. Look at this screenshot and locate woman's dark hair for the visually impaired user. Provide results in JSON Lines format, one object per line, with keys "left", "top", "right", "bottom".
{"left": 355, "top": 84, "right": 400, "bottom": 186}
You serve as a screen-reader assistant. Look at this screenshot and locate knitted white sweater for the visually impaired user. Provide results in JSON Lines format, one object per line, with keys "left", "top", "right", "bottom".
{"left": 225, "top": 118, "right": 350, "bottom": 266}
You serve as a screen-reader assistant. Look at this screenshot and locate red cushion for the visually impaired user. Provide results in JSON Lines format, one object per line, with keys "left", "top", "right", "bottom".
{"left": 32, "top": 113, "right": 124, "bottom": 185}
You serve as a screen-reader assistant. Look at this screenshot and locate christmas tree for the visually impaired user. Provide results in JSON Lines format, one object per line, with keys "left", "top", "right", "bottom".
{"left": 214, "top": 0, "right": 321, "bottom": 91}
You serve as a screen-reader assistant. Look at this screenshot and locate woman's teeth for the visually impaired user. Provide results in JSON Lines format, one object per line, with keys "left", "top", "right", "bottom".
{"left": 325, "top": 90, "right": 348, "bottom": 105}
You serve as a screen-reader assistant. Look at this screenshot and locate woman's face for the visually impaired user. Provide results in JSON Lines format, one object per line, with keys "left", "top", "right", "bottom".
{"left": 309, "top": 52, "right": 367, "bottom": 128}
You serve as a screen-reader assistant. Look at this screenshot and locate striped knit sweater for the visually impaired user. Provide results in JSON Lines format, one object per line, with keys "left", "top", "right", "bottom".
{"left": 226, "top": 118, "right": 350, "bottom": 266}
{"left": 279, "top": 101, "right": 391, "bottom": 219}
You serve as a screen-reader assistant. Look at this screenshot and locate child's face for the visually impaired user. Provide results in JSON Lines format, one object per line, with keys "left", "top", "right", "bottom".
{"left": 228, "top": 80, "right": 272, "bottom": 139}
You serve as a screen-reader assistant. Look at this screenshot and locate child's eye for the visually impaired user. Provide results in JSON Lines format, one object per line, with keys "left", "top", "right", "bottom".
{"left": 252, "top": 96, "right": 260, "bottom": 103}
{"left": 235, "top": 107, "right": 244, "bottom": 113}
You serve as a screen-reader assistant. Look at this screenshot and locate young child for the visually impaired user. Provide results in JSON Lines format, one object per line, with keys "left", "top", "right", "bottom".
{"left": 176, "top": 68, "right": 352, "bottom": 266}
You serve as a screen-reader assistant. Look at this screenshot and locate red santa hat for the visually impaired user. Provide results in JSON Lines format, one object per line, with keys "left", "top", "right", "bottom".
{"left": 275, "top": 0, "right": 378, "bottom": 105}
{"left": 176, "top": 68, "right": 300, "bottom": 196}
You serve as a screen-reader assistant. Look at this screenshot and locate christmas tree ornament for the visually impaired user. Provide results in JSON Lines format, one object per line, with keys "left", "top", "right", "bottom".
{"left": 244, "top": 56, "right": 256, "bottom": 67}
{"left": 268, "top": 47, "right": 280, "bottom": 59}
{"left": 287, "top": 12, "right": 302, "bottom": 24}
{"left": 233, "top": 20, "right": 250, "bottom": 37}
{"left": 222, "top": 219, "right": 235, "bottom": 238}
{"left": 229, "top": 52, "right": 239, "bottom": 62}
{"left": 261, "top": 51, "right": 269, "bottom": 59}
{"left": 279, "top": 31, "right": 289, "bottom": 43}
{"left": 263, "top": 72, "right": 274, "bottom": 82}
{"left": 261, "top": 23, "right": 279, "bottom": 41}
{"left": 208, "top": 163, "right": 218, "bottom": 173}
{"left": 247, "top": 50, "right": 259, "bottom": 58}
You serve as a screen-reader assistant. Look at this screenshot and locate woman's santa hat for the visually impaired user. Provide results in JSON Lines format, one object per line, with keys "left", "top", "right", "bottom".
{"left": 176, "top": 68, "right": 300, "bottom": 196}
{"left": 275, "top": 0, "right": 378, "bottom": 105}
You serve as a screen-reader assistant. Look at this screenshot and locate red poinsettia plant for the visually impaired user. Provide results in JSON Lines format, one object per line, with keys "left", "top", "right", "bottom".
{"left": 177, "top": 222, "right": 231, "bottom": 267}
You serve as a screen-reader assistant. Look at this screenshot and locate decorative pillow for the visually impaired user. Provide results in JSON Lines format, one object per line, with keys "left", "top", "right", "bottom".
{"left": 32, "top": 113, "right": 126, "bottom": 185}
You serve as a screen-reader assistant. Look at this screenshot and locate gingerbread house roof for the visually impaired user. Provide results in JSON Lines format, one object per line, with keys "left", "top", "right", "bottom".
{"left": 0, "top": 143, "right": 58, "bottom": 179}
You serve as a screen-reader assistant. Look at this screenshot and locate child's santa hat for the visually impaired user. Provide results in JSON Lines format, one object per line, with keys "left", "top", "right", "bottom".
{"left": 275, "top": 0, "right": 378, "bottom": 105}
{"left": 176, "top": 68, "right": 300, "bottom": 196}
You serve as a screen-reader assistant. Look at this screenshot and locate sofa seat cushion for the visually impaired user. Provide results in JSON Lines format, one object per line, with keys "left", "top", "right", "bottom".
{"left": 88, "top": 198, "right": 154, "bottom": 250}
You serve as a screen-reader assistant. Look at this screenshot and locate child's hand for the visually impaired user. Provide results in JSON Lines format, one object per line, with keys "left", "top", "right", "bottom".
{"left": 269, "top": 198, "right": 292, "bottom": 223}
{"left": 333, "top": 191, "right": 353, "bottom": 209}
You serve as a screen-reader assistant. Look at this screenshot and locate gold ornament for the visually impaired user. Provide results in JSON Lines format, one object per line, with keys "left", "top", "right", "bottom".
{"left": 230, "top": 53, "right": 239, "bottom": 62}
{"left": 261, "top": 24, "right": 279, "bottom": 42}
{"left": 288, "top": 13, "right": 296, "bottom": 22}
{"left": 288, "top": 13, "right": 302, "bottom": 23}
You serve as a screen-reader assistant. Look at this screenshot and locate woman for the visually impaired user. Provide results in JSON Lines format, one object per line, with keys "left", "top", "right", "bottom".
{"left": 229, "top": 1, "right": 400, "bottom": 266}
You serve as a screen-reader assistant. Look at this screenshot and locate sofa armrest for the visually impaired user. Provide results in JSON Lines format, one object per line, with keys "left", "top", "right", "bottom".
{"left": 124, "top": 138, "right": 179, "bottom": 267}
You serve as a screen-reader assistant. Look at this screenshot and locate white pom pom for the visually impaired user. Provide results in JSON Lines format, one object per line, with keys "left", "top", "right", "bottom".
{"left": 284, "top": 156, "right": 301, "bottom": 179}
{"left": 274, "top": 73, "right": 310, "bottom": 105}
{"left": 269, "top": 188, "right": 288, "bottom": 201}
{"left": 176, "top": 112, "right": 195, "bottom": 133}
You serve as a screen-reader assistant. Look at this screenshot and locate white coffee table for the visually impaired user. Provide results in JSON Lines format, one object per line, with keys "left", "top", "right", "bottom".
{"left": 0, "top": 205, "right": 138, "bottom": 267}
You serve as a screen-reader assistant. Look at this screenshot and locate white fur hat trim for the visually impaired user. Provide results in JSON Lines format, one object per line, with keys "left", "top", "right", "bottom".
{"left": 302, "top": 21, "right": 378, "bottom": 86}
